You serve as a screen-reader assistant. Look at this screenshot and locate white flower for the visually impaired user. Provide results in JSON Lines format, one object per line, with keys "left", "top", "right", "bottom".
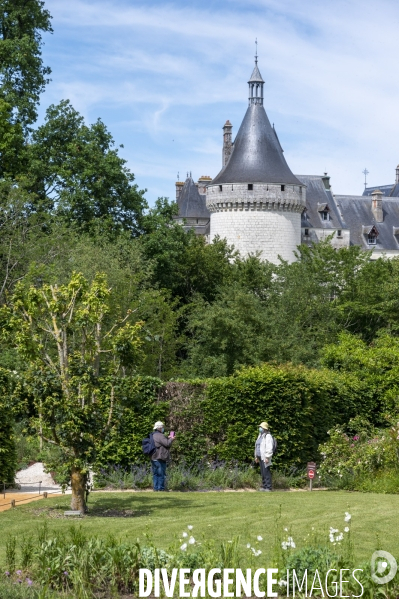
{"left": 182, "top": 532, "right": 188, "bottom": 538}
{"left": 247, "top": 543, "right": 251, "bottom": 549}
{"left": 279, "top": 580, "right": 288, "bottom": 587}
{"left": 187, "top": 525, "right": 193, "bottom": 530}
{"left": 257, "top": 535, "right": 263, "bottom": 541}
{"left": 344, "top": 512, "right": 351, "bottom": 522}
{"left": 180, "top": 543, "right": 187, "bottom": 551}
{"left": 291, "top": 541, "right": 296, "bottom": 548}
{"left": 336, "top": 533, "right": 344, "bottom": 542}
{"left": 282, "top": 542, "right": 288, "bottom": 550}
{"left": 189, "top": 536, "right": 195, "bottom": 545}
{"left": 344, "top": 527, "right": 349, "bottom": 533}
{"left": 284, "top": 527, "right": 288, "bottom": 531}
{"left": 251, "top": 548, "right": 262, "bottom": 556}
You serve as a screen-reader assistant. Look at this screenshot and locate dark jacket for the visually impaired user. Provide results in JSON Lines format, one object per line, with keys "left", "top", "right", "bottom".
{"left": 152, "top": 431, "right": 174, "bottom": 462}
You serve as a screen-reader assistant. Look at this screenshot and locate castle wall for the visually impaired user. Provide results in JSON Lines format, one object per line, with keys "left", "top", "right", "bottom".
{"left": 206, "top": 183, "right": 305, "bottom": 264}
{"left": 210, "top": 210, "right": 301, "bottom": 263}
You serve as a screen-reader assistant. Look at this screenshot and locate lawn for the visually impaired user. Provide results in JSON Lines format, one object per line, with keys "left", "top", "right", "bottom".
{"left": 1, "top": 490, "right": 397, "bottom": 566}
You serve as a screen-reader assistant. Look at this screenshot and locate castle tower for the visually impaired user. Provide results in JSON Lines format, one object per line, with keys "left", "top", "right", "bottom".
{"left": 206, "top": 56, "right": 306, "bottom": 264}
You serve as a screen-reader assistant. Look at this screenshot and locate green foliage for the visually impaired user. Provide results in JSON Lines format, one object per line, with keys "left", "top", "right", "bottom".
{"left": 94, "top": 364, "right": 371, "bottom": 469}
{"left": 202, "top": 363, "right": 367, "bottom": 466}
{"left": 0, "top": 0, "right": 52, "bottom": 127}
{"left": 0, "top": 370, "right": 16, "bottom": 483}
{"left": 318, "top": 419, "right": 399, "bottom": 490}
{"left": 27, "top": 100, "right": 147, "bottom": 234}
{"left": 95, "top": 376, "right": 166, "bottom": 467}
{"left": 2, "top": 272, "right": 145, "bottom": 510}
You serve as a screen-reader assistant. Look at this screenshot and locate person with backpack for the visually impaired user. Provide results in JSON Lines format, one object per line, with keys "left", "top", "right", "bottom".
{"left": 149, "top": 421, "right": 175, "bottom": 492}
{"left": 254, "top": 421, "right": 274, "bottom": 492}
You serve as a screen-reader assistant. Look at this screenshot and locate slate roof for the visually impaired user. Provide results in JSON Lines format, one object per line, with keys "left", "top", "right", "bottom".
{"left": 177, "top": 176, "right": 210, "bottom": 219}
{"left": 212, "top": 104, "right": 302, "bottom": 186}
{"left": 248, "top": 63, "right": 264, "bottom": 83}
{"left": 363, "top": 184, "right": 399, "bottom": 197}
{"left": 296, "top": 175, "right": 344, "bottom": 230}
{"left": 334, "top": 195, "right": 399, "bottom": 250}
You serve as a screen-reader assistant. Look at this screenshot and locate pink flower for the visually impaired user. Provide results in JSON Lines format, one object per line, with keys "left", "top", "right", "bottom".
{"left": 353, "top": 435, "right": 359, "bottom": 441}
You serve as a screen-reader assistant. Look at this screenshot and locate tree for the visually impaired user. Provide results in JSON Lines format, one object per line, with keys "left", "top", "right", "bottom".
{"left": 27, "top": 100, "right": 147, "bottom": 233}
{"left": 0, "top": 0, "right": 52, "bottom": 127}
{"left": 2, "top": 272, "right": 144, "bottom": 513}
{"left": 0, "top": 99, "right": 25, "bottom": 177}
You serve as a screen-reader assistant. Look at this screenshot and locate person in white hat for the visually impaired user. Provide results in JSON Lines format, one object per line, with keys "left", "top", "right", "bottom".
{"left": 254, "top": 421, "right": 273, "bottom": 491}
{"left": 152, "top": 421, "right": 175, "bottom": 491}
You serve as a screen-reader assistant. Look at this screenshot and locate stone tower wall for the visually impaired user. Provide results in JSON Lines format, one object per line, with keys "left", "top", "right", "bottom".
{"left": 206, "top": 182, "right": 305, "bottom": 264}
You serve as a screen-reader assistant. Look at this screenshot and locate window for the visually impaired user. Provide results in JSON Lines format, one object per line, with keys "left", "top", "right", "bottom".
{"left": 281, "top": 185, "right": 285, "bottom": 191}
{"left": 321, "top": 211, "right": 330, "bottom": 221}
{"left": 337, "top": 230, "right": 342, "bottom": 238}
{"left": 368, "top": 233, "right": 377, "bottom": 245}
{"left": 248, "top": 184, "right": 253, "bottom": 190}
{"left": 304, "top": 228, "right": 309, "bottom": 236}
{"left": 219, "top": 185, "right": 223, "bottom": 192}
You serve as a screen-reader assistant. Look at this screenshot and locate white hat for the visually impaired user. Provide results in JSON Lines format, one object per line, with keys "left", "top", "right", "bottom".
{"left": 153, "top": 421, "right": 164, "bottom": 430}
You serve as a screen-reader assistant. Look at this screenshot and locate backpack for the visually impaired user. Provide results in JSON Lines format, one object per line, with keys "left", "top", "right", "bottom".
{"left": 271, "top": 435, "right": 278, "bottom": 456}
{"left": 142, "top": 432, "right": 156, "bottom": 457}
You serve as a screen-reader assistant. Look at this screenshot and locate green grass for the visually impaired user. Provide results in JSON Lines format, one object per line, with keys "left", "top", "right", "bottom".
{"left": 1, "top": 490, "right": 398, "bottom": 566}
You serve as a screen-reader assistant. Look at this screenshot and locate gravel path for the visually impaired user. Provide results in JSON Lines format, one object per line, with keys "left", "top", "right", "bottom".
{"left": 15, "top": 462, "right": 65, "bottom": 493}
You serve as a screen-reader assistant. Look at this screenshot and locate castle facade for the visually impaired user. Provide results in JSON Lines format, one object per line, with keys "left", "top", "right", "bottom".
{"left": 174, "top": 60, "right": 399, "bottom": 262}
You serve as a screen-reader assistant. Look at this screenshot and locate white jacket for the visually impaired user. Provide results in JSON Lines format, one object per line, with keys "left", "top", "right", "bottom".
{"left": 255, "top": 432, "right": 273, "bottom": 465}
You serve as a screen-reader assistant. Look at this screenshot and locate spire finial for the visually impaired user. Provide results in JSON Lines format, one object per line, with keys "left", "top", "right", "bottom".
{"left": 255, "top": 38, "right": 258, "bottom": 65}
{"left": 177, "top": 171, "right": 179, "bottom": 181}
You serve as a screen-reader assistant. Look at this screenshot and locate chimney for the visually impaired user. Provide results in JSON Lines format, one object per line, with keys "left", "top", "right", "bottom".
{"left": 223, "top": 120, "right": 233, "bottom": 167}
{"left": 371, "top": 189, "right": 383, "bottom": 223}
{"left": 396, "top": 164, "right": 399, "bottom": 184}
{"left": 175, "top": 180, "right": 184, "bottom": 203}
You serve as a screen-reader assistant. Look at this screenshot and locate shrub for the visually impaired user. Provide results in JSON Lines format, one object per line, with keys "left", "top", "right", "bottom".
{"left": 93, "top": 364, "right": 372, "bottom": 471}
{"left": 0, "top": 370, "right": 16, "bottom": 484}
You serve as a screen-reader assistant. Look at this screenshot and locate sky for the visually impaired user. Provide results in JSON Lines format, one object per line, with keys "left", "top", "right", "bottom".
{"left": 39, "top": 0, "right": 399, "bottom": 205}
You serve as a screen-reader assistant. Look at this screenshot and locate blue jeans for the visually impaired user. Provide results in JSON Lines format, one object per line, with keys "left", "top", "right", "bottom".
{"left": 152, "top": 460, "right": 167, "bottom": 491}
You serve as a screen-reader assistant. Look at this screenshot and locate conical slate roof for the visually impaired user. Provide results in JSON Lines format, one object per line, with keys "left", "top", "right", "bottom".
{"left": 211, "top": 104, "right": 302, "bottom": 186}
{"left": 178, "top": 176, "right": 210, "bottom": 218}
{"left": 248, "top": 63, "right": 264, "bottom": 83}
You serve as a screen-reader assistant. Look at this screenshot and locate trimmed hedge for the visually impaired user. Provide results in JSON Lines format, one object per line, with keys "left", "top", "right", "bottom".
{"left": 96, "top": 363, "right": 372, "bottom": 469}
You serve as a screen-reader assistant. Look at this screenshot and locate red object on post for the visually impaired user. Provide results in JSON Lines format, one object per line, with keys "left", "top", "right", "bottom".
{"left": 307, "top": 461, "right": 316, "bottom": 490}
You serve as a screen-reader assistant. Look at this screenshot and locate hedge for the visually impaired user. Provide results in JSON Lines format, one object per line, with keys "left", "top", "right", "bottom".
{"left": 0, "top": 370, "right": 16, "bottom": 484}
{"left": 95, "top": 363, "right": 372, "bottom": 469}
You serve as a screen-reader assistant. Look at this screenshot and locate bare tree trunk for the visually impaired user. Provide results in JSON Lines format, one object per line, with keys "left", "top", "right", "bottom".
{"left": 70, "top": 467, "right": 87, "bottom": 514}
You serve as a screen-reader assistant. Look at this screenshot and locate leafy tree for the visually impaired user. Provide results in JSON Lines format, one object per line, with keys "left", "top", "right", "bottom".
{"left": 0, "top": 0, "right": 52, "bottom": 127}
{"left": 0, "top": 99, "right": 25, "bottom": 177}
{"left": 184, "top": 284, "right": 269, "bottom": 377}
{"left": 27, "top": 100, "right": 147, "bottom": 233}
{"left": 140, "top": 205, "right": 236, "bottom": 304}
{"left": 2, "top": 272, "right": 144, "bottom": 512}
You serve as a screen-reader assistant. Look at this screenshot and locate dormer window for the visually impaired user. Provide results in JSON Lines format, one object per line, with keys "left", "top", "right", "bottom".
{"left": 362, "top": 225, "right": 379, "bottom": 246}
{"left": 219, "top": 185, "right": 223, "bottom": 192}
{"left": 281, "top": 185, "right": 285, "bottom": 192}
{"left": 248, "top": 184, "right": 253, "bottom": 190}
{"left": 318, "top": 203, "right": 331, "bottom": 222}
{"left": 368, "top": 233, "right": 377, "bottom": 245}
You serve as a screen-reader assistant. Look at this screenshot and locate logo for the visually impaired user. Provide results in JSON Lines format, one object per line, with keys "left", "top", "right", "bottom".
{"left": 371, "top": 551, "right": 397, "bottom": 585}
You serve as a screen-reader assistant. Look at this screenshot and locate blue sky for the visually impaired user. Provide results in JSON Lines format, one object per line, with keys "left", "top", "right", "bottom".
{"left": 40, "top": 0, "right": 399, "bottom": 205}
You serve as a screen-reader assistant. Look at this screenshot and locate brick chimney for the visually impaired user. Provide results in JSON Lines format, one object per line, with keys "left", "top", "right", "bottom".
{"left": 371, "top": 189, "right": 383, "bottom": 223}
